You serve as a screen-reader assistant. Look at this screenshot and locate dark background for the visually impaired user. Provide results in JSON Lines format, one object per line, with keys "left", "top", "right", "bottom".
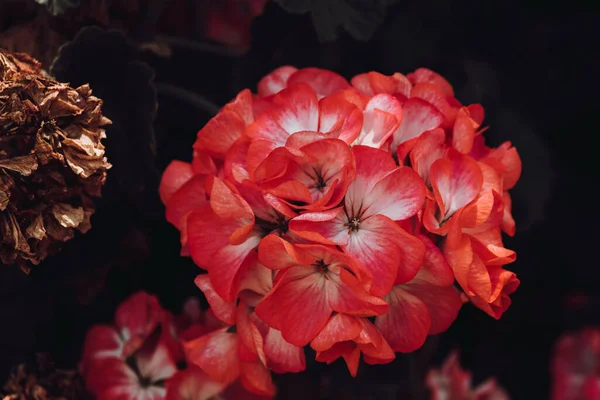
{"left": 0, "top": 1, "right": 598, "bottom": 399}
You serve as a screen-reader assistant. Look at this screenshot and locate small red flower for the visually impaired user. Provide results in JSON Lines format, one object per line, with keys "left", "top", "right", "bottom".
{"left": 256, "top": 235, "right": 389, "bottom": 346}
{"left": 552, "top": 328, "right": 600, "bottom": 400}
{"left": 310, "top": 314, "right": 395, "bottom": 377}
{"left": 81, "top": 293, "right": 178, "bottom": 400}
{"left": 426, "top": 351, "right": 510, "bottom": 400}
{"left": 289, "top": 145, "right": 426, "bottom": 295}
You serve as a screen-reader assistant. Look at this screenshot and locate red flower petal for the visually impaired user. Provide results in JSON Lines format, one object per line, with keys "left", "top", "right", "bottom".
{"left": 288, "top": 207, "right": 348, "bottom": 245}
{"left": 194, "top": 275, "right": 236, "bottom": 325}
{"left": 376, "top": 286, "right": 431, "bottom": 352}
{"left": 184, "top": 328, "right": 241, "bottom": 385}
{"left": 223, "top": 89, "right": 255, "bottom": 126}
{"left": 407, "top": 68, "right": 454, "bottom": 96}
{"left": 187, "top": 206, "right": 261, "bottom": 301}
{"left": 409, "top": 128, "right": 446, "bottom": 186}
{"left": 258, "top": 234, "right": 307, "bottom": 270}
{"left": 255, "top": 266, "right": 330, "bottom": 346}
{"left": 351, "top": 71, "right": 411, "bottom": 97}
{"left": 192, "top": 149, "right": 217, "bottom": 175}
{"left": 287, "top": 67, "right": 350, "bottom": 97}
{"left": 194, "top": 110, "right": 247, "bottom": 159}
{"left": 501, "top": 192, "right": 516, "bottom": 236}
{"left": 327, "top": 266, "right": 390, "bottom": 316}
{"left": 411, "top": 82, "right": 457, "bottom": 129}
{"left": 159, "top": 161, "right": 194, "bottom": 204}
{"left": 240, "top": 361, "right": 276, "bottom": 397}
{"left": 310, "top": 313, "right": 362, "bottom": 352}
{"left": 165, "top": 174, "right": 209, "bottom": 232}
{"left": 345, "top": 215, "right": 416, "bottom": 295}
{"left": 404, "top": 283, "right": 462, "bottom": 334}
{"left": 452, "top": 106, "right": 480, "bottom": 154}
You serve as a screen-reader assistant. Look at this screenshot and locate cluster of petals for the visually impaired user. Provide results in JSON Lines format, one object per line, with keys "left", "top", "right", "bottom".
{"left": 159, "top": 65, "right": 522, "bottom": 378}
{"left": 552, "top": 328, "right": 600, "bottom": 400}
{"left": 426, "top": 351, "right": 509, "bottom": 400}
{"left": 80, "top": 291, "right": 267, "bottom": 400}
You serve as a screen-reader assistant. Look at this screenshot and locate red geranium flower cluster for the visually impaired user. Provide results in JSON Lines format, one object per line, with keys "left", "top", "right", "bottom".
{"left": 159, "top": 66, "right": 522, "bottom": 389}
{"left": 426, "top": 351, "right": 509, "bottom": 400}
{"left": 80, "top": 291, "right": 267, "bottom": 400}
{"left": 552, "top": 328, "right": 600, "bottom": 400}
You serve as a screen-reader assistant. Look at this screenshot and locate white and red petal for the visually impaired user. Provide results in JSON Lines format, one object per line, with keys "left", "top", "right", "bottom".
{"left": 318, "top": 95, "right": 362, "bottom": 144}
{"left": 166, "top": 366, "right": 225, "bottom": 400}
{"left": 345, "top": 145, "right": 397, "bottom": 211}
{"left": 430, "top": 149, "right": 484, "bottom": 221}
{"left": 409, "top": 128, "right": 446, "bottom": 186}
{"left": 115, "top": 292, "right": 164, "bottom": 356}
{"left": 257, "top": 66, "right": 298, "bottom": 97}
{"left": 391, "top": 98, "right": 444, "bottom": 153}
{"left": 355, "top": 94, "right": 403, "bottom": 148}
{"left": 288, "top": 207, "right": 348, "bottom": 245}
{"left": 136, "top": 335, "right": 178, "bottom": 384}
{"left": 345, "top": 215, "right": 411, "bottom": 296}
{"left": 81, "top": 325, "right": 123, "bottom": 374}
{"left": 361, "top": 166, "right": 426, "bottom": 221}
{"left": 86, "top": 358, "right": 166, "bottom": 400}
{"left": 264, "top": 328, "right": 306, "bottom": 373}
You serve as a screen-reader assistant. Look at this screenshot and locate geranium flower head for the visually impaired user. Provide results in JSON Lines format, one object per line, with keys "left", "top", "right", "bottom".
{"left": 158, "top": 65, "right": 522, "bottom": 380}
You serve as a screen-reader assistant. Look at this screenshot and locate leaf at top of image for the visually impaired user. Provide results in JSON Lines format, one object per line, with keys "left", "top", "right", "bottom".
{"left": 34, "top": 0, "right": 80, "bottom": 16}
{"left": 274, "top": 0, "right": 399, "bottom": 42}
{"left": 50, "top": 27, "right": 161, "bottom": 218}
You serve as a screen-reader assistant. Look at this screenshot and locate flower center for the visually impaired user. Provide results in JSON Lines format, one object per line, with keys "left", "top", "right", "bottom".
{"left": 256, "top": 215, "right": 288, "bottom": 237}
{"left": 314, "top": 259, "right": 329, "bottom": 274}
{"left": 307, "top": 167, "right": 327, "bottom": 192}
{"left": 348, "top": 217, "right": 361, "bottom": 232}
{"left": 139, "top": 375, "right": 153, "bottom": 388}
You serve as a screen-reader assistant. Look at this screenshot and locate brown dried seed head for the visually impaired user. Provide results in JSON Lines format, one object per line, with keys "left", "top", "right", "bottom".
{"left": 0, "top": 48, "right": 111, "bottom": 270}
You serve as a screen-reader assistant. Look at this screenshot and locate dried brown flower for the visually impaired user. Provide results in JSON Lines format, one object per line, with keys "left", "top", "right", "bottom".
{"left": 0, "top": 48, "right": 110, "bottom": 272}
{"left": 1, "top": 353, "right": 93, "bottom": 400}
